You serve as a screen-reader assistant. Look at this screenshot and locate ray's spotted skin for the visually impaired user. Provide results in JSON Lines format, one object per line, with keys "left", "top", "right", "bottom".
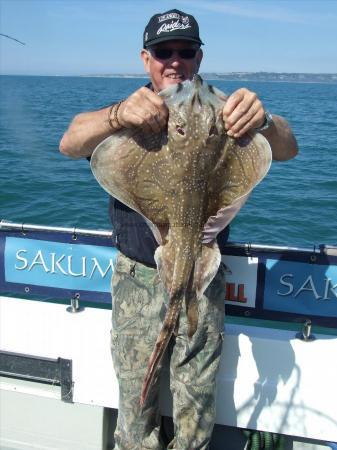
{"left": 91, "top": 75, "right": 272, "bottom": 406}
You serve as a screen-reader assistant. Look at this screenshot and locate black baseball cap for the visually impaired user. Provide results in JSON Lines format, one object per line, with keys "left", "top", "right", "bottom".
{"left": 143, "top": 9, "right": 204, "bottom": 48}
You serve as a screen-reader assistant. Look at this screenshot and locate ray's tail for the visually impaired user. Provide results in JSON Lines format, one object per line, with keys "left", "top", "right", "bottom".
{"left": 140, "top": 237, "right": 196, "bottom": 407}
{"left": 140, "top": 233, "right": 222, "bottom": 407}
{"left": 140, "top": 287, "right": 187, "bottom": 406}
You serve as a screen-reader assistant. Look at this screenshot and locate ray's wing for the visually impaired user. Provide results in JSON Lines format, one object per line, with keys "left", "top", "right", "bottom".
{"left": 206, "top": 132, "right": 272, "bottom": 227}
{"left": 91, "top": 128, "right": 170, "bottom": 239}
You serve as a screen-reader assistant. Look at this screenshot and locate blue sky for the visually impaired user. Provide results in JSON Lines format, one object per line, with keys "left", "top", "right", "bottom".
{"left": 1, "top": 0, "right": 337, "bottom": 75}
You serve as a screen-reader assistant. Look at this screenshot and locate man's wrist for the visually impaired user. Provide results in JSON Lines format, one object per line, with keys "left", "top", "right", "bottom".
{"left": 255, "top": 110, "right": 274, "bottom": 132}
{"left": 107, "top": 101, "right": 123, "bottom": 132}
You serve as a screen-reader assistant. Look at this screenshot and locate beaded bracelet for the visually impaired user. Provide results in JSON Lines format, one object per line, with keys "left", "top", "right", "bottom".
{"left": 108, "top": 101, "right": 123, "bottom": 131}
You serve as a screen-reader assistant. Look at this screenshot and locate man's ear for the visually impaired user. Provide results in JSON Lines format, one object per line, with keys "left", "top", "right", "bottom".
{"left": 141, "top": 49, "right": 150, "bottom": 74}
{"left": 196, "top": 48, "right": 203, "bottom": 72}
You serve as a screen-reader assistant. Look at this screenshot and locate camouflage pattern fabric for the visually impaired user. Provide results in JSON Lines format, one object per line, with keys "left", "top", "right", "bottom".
{"left": 111, "top": 252, "right": 226, "bottom": 450}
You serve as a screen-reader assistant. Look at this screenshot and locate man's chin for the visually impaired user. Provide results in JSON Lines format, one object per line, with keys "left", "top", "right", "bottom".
{"left": 156, "top": 77, "right": 185, "bottom": 92}
{"left": 164, "top": 77, "right": 185, "bottom": 86}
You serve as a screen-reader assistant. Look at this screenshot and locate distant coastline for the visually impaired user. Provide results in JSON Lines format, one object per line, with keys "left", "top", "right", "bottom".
{"left": 1, "top": 72, "right": 337, "bottom": 83}
{"left": 80, "top": 72, "right": 337, "bottom": 83}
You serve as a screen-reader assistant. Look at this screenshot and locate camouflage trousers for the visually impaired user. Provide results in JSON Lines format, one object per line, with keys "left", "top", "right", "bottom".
{"left": 110, "top": 252, "right": 226, "bottom": 450}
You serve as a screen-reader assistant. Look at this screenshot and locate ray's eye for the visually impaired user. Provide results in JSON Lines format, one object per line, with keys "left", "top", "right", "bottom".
{"left": 176, "top": 126, "right": 185, "bottom": 135}
{"left": 209, "top": 125, "right": 218, "bottom": 136}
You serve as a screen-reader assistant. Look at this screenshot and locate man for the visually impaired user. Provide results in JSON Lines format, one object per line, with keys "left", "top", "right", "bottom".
{"left": 60, "top": 9, "right": 298, "bottom": 449}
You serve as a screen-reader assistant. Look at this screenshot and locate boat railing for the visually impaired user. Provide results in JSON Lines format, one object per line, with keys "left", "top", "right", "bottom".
{"left": 2, "top": 219, "right": 336, "bottom": 254}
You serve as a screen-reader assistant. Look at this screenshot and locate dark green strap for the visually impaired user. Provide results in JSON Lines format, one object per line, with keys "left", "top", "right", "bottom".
{"left": 244, "top": 430, "right": 286, "bottom": 450}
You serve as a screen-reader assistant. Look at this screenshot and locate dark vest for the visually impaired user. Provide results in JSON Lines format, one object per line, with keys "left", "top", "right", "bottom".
{"left": 109, "top": 197, "right": 229, "bottom": 267}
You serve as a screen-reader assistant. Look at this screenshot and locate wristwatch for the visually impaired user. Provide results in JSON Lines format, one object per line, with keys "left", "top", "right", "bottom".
{"left": 255, "top": 110, "right": 274, "bottom": 132}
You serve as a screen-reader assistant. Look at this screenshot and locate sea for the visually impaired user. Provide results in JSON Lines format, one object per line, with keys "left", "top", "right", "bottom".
{"left": 0, "top": 75, "right": 336, "bottom": 249}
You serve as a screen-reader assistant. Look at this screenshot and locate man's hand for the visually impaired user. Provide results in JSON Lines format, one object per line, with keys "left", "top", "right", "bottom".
{"left": 118, "top": 87, "right": 169, "bottom": 134}
{"left": 223, "top": 88, "right": 266, "bottom": 138}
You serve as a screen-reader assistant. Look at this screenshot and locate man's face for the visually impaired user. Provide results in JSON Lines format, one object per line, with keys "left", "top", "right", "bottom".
{"left": 141, "top": 40, "right": 203, "bottom": 93}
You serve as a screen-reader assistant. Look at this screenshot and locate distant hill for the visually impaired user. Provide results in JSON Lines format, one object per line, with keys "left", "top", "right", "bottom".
{"left": 200, "top": 72, "right": 337, "bottom": 83}
{"left": 85, "top": 72, "right": 337, "bottom": 83}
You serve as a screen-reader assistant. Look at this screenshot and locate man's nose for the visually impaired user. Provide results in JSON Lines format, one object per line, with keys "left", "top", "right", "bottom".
{"left": 169, "top": 54, "right": 183, "bottom": 66}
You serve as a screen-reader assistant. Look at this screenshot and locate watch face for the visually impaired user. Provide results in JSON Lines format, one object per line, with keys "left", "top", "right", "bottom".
{"left": 256, "top": 111, "right": 273, "bottom": 132}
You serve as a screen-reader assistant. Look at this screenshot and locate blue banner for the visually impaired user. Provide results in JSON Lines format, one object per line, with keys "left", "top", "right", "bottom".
{"left": 4, "top": 237, "right": 116, "bottom": 293}
{"left": 220, "top": 247, "right": 337, "bottom": 328}
{"left": 264, "top": 259, "right": 337, "bottom": 318}
{"left": 1, "top": 229, "right": 337, "bottom": 327}
{"left": 0, "top": 231, "right": 117, "bottom": 304}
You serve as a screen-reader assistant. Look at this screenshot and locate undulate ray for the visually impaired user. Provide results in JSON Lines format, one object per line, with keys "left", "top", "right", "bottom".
{"left": 90, "top": 75, "right": 272, "bottom": 406}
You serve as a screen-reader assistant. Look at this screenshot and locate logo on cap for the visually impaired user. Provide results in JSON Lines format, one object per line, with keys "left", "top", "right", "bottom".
{"left": 157, "top": 16, "right": 191, "bottom": 36}
{"left": 158, "top": 12, "right": 181, "bottom": 22}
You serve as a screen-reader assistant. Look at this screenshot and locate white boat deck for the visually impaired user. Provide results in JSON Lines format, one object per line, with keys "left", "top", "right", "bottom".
{"left": 1, "top": 223, "right": 337, "bottom": 449}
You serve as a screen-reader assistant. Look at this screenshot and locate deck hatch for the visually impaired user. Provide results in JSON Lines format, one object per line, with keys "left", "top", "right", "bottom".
{"left": 0, "top": 350, "right": 73, "bottom": 402}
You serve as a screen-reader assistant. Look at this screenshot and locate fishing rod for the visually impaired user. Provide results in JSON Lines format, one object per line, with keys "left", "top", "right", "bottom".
{"left": 0, "top": 33, "right": 26, "bottom": 45}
